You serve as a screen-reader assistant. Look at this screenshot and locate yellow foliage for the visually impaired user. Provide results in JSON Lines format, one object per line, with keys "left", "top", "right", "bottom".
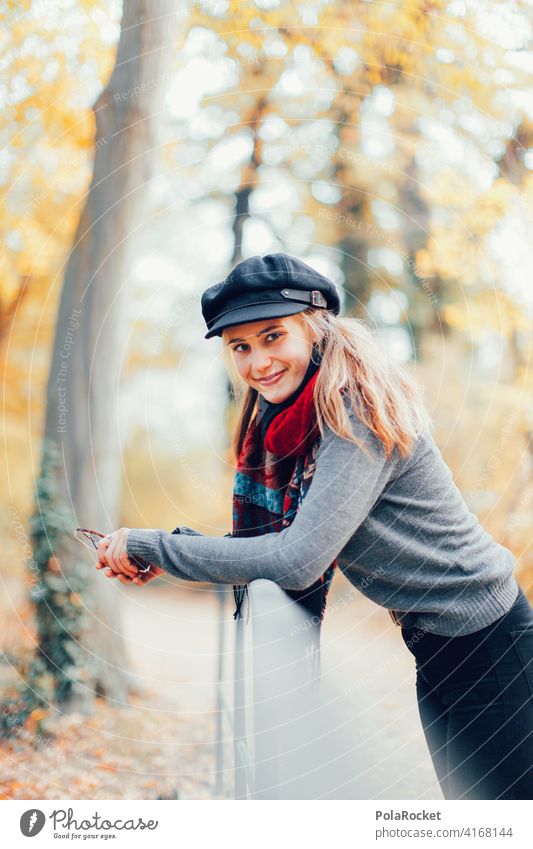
{"left": 29, "top": 708, "right": 49, "bottom": 723}
{"left": 442, "top": 290, "right": 528, "bottom": 338}
{"left": 0, "top": 0, "right": 121, "bottom": 529}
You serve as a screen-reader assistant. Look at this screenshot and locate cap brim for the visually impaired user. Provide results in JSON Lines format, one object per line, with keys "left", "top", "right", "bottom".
{"left": 204, "top": 301, "right": 308, "bottom": 339}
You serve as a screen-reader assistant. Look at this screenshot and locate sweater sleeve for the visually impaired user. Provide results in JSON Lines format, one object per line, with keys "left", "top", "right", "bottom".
{"left": 126, "top": 403, "right": 398, "bottom": 590}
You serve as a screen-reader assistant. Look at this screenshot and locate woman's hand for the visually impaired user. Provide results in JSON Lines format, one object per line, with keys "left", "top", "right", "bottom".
{"left": 96, "top": 528, "right": 137, "bottom": 577}
{"left": 103, "top": 565, "right": 165, "bottom": 586}
{"left": 95, "top": 528, "right": 165, "bottom": 586}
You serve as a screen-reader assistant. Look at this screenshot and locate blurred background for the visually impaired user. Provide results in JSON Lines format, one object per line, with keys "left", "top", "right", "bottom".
{"left": 0, "top": 0, "right": 532, "bottom": 800}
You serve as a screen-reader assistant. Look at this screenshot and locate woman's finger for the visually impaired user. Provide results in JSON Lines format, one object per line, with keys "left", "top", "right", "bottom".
{"left": 104, "top": 539, "right": 118, "bottom": 572}
{"left": 116, "top": 573, "right": 133, "bottom": 584}
{"left": 106, "top": 540, "right": 129, "bottom": 575}
{"left": 97, "top": 538, "right": 111, "bottom": 570}
{"left": 96, "top": 537, "right": 111, "bottom": 563}
{"left": 103, "top": 568, "right": 133, "bottom": 584}
{"left": 118, "top": 547, "right": 138, "bottom": 577}
{"left": 106, "top": 535, "right": 137, "bottom": 576}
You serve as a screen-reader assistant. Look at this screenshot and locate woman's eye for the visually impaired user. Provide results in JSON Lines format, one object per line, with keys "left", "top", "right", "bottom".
{"left": 232, "top": 333, "right": 281, "bottom": 353}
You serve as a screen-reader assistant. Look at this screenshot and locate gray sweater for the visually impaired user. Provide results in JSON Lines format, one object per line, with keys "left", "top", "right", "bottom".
{"left": 127, "top": 398, "right": 519, "bottom": 636}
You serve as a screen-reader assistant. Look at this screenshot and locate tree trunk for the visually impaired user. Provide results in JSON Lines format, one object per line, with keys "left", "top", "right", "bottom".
{"left": 25, "top": 0, "right": 178, "bottom": 717}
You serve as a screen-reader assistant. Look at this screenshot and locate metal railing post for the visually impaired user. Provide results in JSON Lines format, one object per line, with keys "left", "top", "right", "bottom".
{"left": 233, "top": 585, "right": 249, "bottom": 799}
{"left": 248, "top": 580, "right": 282, "bottom": 798}
{"left": 248, "top": 579, "right": 315, "bottom": 799}
{"left": 213, "top": 579, "right": 324, "bottom": 800}
{"left": 213, "top": 584, "right": 226, "bottom": 797}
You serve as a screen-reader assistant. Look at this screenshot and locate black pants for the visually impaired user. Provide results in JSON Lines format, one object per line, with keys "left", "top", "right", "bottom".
{"left": 401, "top": 587, "right": 533, "bottom": 800}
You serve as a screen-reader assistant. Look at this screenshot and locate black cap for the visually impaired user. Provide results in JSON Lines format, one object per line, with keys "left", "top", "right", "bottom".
{"left": 201, "top": 252, "right": 341, "bottom": 339}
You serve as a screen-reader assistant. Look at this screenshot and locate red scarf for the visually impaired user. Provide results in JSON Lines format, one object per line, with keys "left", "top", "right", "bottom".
{"left": 231, "top": 371, "right": 336, "bottom": 622}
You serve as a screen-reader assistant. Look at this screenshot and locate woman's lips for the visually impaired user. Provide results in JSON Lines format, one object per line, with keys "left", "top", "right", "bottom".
{"left": 257, "top": 368, "right": 287, "bottom": 386}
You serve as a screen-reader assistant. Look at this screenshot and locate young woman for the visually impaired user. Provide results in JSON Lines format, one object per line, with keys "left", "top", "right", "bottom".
{"left": 96, "top": 252, "right": 533, "bottom": 801}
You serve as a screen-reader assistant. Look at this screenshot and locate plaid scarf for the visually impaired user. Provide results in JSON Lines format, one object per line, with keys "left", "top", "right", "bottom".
{"left": 231, "top": 370, "right": 336, "bottom": 624}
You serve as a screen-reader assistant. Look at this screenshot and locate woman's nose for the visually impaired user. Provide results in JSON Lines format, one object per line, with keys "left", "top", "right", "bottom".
{"left": 250, "top": 347, "right": 272, "bottom": 374}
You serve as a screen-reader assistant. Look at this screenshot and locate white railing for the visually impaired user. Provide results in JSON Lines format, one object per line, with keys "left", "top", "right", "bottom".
{"left": 213, "top": 579, "right": 326, "bottom": 800}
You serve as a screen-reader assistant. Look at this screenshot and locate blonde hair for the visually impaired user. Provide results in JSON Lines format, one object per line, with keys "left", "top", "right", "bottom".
{"left": 221, "top": 308, "right": 433, "bottom": 461}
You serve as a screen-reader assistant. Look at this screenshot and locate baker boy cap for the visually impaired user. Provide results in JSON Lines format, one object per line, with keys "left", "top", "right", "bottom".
{"left": 201, "top": 252, "right": 341, "bottom": 339}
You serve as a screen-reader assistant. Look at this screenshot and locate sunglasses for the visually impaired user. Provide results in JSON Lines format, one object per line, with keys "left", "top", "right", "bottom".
{"left": 74, "top": 528, "right": 152, "bottom": 573}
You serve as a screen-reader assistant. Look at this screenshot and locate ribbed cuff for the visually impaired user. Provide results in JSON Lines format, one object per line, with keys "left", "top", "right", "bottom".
{"left": 127, "top": 528, "right": 164, "bottom": 566}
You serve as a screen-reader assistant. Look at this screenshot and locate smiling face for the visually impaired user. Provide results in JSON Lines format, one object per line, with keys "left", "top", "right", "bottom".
{"left": 223, "top": 314, "right": 315, "bottom": 403}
